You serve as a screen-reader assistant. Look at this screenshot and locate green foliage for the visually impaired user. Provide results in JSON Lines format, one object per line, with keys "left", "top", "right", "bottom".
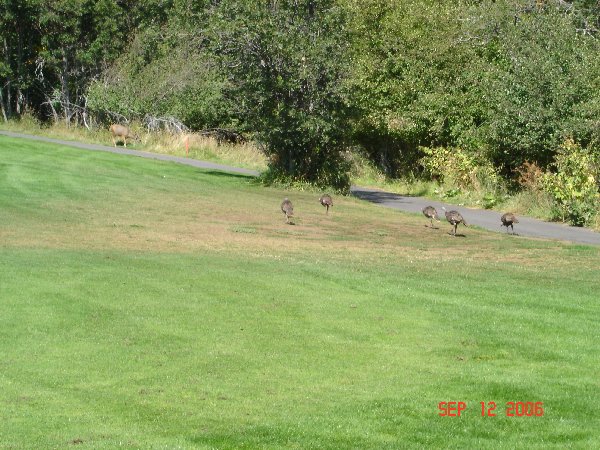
{"left": 207, "top": 0, "right": 353, "bottom": 190}
{"left": 0, "top": 0, "right": 174, "bottom": 122}
{"left": 482, "top": 192, "right": 500, "bottom": 209}
{"left": 85, "top": 1, "right": 236, "bottom": 129}
{"left": 420, "top": 146, "right": 477, "bottom": 188}
{"left": 345, "top": 0, "right": 600, "bottom": 178}
{"left": 542, "top": 139, "right": 599, "bottom": 226}
{"left": 469, "top": 2, "right": 600, "bottom": 172}
{"left": 420, "top": 145, "right": 506, "bottom": 208}
{"left": 87, "top": 38, "right": 232, "bottom": 130}
{"left": 346, "top": 0, "right": 475, "bottom": 176}
{"left": 420, "top": 146, "right": 501, "bottom": 192}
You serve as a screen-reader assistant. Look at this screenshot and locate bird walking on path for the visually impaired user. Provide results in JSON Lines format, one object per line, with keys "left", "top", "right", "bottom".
{"left": 422, "top": 206, "right": 440, "bottom": 228}
{"left": 319, "top": 194, "right": 333, "bottom": 214}
{"left": 501, "top": 212, "right": 519, "bottom": 234}
{"left": 442, "top": 207, "right": 468, "bottom": 236}
{"left": 281, "top": 198, "right": 294, "bottom": 224}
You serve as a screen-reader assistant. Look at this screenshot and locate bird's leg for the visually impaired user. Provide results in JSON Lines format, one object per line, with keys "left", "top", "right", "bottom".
{"left": 511, "top": 224, "right": 514, "bottom": 234}
{"left": 326, "top": 205, "right": 329, "bottom": 215}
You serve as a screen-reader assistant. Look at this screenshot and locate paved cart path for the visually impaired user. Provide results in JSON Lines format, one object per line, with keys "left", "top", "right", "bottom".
{"left": 2, "top": 130, "right": 599, "bottom": 246}
{"left": 350, "top": 186, "right": 600, "bottom": 246}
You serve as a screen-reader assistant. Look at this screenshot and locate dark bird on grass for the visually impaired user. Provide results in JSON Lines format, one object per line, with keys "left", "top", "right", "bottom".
{"left": 442, "top": 207, "right": 468, "bottom": 236}
{"left": 281, "top": 198, "right": 294, "bottom": 224}
{"left": 319, "top": 194, "right": 333, "bottom": 214}
{"left": 422, "top": 206, "right": 440, "bottom": 228}
{"left": 501, "top": 212, "right": 519, "bottom": 234}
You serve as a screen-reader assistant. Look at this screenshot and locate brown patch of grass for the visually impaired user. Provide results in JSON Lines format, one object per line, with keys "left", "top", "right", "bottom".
{"left": 4, "top": 180, "right": 597, "bottom": 275}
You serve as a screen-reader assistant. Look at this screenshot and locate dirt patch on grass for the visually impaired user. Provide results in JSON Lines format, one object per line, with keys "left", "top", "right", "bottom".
{"left": 3, "top": 172, "right": 598, "bottom": 271}
{"left": 4, "top": 200, "right": 594, "bottom": 273}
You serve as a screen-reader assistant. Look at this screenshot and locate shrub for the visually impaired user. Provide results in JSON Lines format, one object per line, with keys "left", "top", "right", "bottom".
{"left": 516, "top": 161, "right": 545, "bottom": 192}
{"left": 420, "top": 146, "right": 475, "bottom": 188}
{"left": 542, "top": 139, "right": 599, "bottom": 226}
{"left": 420, "top": 146, "right": 501, "bottom": 192}
{"left": 208, "top": 0, "right": 353, "bottom": 191}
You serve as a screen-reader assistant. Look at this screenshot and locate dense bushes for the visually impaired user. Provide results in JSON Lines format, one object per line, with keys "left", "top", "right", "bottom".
{"left": 347, "top": 0, "right": 600, "bottom": 176}
{"left": 87, "top": 42, "right": 232, "bottom": 130}
{"left": 419, "top": 146, "right": 504, "bottom": 208}
{"left": 205, "top": 0, "right": 353, "bottom": 191}
{"left": 542, "top": 140, "right": 599, "bottom": 226}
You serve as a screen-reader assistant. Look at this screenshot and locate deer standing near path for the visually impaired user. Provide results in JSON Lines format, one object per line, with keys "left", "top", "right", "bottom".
{"left": 109, "top": 124, "right": 136, "bottom": 148}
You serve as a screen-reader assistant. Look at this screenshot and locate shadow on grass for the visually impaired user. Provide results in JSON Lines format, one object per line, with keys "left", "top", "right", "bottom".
{"left": 200, "top": 169, "right": 257, "bottom": 181}
{"left": 447, "top": 233, "right": 467, "bottom": 238}
{"left": 351, "top": 189, "right": 415, "bottom": 204}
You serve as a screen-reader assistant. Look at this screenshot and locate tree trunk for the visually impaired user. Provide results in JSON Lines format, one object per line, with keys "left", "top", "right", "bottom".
{"left": 3, "top": 37, "right": 12, "bottom": 118}
{"left": 15, "top": 27, "right": 23, "bottom": 115}
{"left": 0, "top": 88, "right": 8, "bottom": 122}
{"left": 61, "top": 51, "right": 71, "bottom": 125}
{"left": 45, "top": 94, "right": 59, "bottom": 122}
{"left": 287, "top": 148, "right": 296, "bottom": 174}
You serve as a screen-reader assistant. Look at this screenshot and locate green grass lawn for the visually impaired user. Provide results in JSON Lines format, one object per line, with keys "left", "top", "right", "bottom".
{"left": 1, "top": 135, "right": 599, "bottom": 449}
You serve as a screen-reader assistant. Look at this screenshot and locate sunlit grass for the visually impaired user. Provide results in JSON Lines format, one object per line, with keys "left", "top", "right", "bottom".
{"left": 1, "top": 135, "right": 600, "bottom": 448}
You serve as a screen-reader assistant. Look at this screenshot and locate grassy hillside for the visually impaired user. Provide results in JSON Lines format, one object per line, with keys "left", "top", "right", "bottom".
{"left": 1, "top": 135, "right": 599, "bottom": 448}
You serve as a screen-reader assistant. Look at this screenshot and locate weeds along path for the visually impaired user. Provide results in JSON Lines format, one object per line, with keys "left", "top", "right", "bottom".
{"left": 2, "top": 129, "right": 599, "bottom": 246}
{"left": 0, "top": 130, "right": 259, "bottom": 177}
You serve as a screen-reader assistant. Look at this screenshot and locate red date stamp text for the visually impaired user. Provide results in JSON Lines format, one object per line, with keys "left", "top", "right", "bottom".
{"left": 438, "top": 401, "right": 544, "bottom": 417}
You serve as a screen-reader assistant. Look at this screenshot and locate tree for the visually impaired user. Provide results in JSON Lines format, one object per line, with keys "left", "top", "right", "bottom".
{"left": 36, "top": 0, "right": 127, "bottom": 124}
{"left": 0, "top": 0, "right": 160, "bottom": 123}
{"left": 345, "top": 0, "right": 480, "bottom": 176}
{"left": 207, "top": 0, "right": 353, "bottom": 190}
{"left": 87, "top": 0, "right": 233, "bottom": 131}
{"left": 0, "top": 0, "right": 43, "bottom": 119}
{"left": 344, "top": 0, "right": 600, "bottom": 177}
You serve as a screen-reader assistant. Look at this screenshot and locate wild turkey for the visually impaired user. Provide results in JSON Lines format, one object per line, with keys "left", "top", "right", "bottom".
{"left": 501, "top": 212, "right": 519, "bottom": 234}
{"left": 281, "top": 198, "right": 294, "bottom": 224}
{"left": 319, "top": 194, "right": 333, "bottom": 214}
{"left": 442, "top": 207, "right": 468, "bottom": 236}
{"left": 422, "top": 206, "right": 440, "bottom": 228}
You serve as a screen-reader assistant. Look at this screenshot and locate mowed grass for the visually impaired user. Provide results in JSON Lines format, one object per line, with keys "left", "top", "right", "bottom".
{"left": 1, "top": 136, "right": 599, "bottom": 449}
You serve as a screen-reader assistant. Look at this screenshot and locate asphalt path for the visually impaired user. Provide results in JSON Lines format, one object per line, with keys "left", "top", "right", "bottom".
{"left": 350, "top": 186, "right": 600, "bottom": 246}
{"left": 2, "top": 129, "right": 599, "bottom": 246}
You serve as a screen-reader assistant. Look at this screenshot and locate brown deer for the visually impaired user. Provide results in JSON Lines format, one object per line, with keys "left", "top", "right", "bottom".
{"left": 109, "top": 124, "right": 137, "bottom": 148}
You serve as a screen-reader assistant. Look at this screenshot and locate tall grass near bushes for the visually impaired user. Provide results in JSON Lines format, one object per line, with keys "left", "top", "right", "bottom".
{"left": 0, "top": 117, "right": 268, "bottom": 172}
